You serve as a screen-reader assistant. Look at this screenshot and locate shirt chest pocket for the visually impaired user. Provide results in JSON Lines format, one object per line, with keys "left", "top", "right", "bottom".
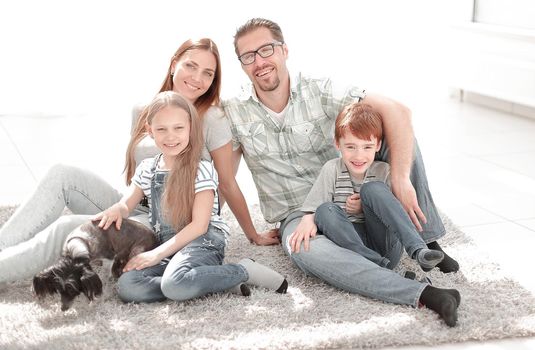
{"left": 236, "top": 122, "right": 268, "bottom": 156}
{"left": 290, "top": 121, "right": 327, "bottom": 153}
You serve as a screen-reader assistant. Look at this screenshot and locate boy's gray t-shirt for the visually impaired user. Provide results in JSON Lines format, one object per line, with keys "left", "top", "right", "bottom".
{"left": 301, "top": 158, "right": 390, "bottom": 222}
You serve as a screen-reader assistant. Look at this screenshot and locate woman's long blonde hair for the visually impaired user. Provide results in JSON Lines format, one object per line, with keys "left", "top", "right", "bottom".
{"left": 144, "top": 91, "right": 203, "bottom": 230}
{"left": 124, "top": 38, "right": 222, "bottom": 184}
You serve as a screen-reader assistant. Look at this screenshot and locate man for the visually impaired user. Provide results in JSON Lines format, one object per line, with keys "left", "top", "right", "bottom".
{"left": 223, "top": 18, "right": 460, "bottom": 326}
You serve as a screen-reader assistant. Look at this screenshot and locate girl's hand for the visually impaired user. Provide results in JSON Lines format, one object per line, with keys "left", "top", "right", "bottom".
{"left": 123, "top": 250, "right": 162, "bottom": 272}
{"left": 252, "top": 228, "right": 280, "bottom": 246}
{"left": 288, "top": 214, "right": 317, "bottom": 253}
{"left": 345, "top": 193, "right": 362, "bottom": 215}
{"left": 92, "top": 203, "right": 129, "bottom": 230}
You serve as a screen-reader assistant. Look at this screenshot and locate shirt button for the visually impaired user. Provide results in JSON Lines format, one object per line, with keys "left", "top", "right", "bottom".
{"left": 349, "top": 87, "right": 364, "bottom": 98}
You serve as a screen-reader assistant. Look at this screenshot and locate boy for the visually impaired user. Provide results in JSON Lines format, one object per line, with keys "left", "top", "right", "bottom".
{"left": 299, "top": 102, "right": 444, "bottom": 271}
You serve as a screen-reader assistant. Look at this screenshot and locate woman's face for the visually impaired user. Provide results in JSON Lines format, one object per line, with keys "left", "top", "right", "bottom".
{"left": 171, "top": 49, "right": 217, "bottom": 103}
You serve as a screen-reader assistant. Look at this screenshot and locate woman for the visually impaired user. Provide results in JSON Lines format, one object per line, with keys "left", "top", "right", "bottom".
{"left": 126, "top": 38, "right": 278, "bottom": 245}
{"left": 0, "top": 38, "right": 277, "bottom": 284}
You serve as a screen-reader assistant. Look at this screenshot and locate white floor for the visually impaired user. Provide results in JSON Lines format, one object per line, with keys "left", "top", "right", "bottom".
{"left": 1, "top": 97, "right": 535, "bottom": 349}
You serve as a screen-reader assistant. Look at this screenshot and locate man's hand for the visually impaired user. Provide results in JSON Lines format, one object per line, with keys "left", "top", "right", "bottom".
{"left": 288, "top": 214, "right": 317, "bottom": 253}
{"left": 345, "top": 193, "right": 362, "bottom": 215}
{"left": 391, "top": 177, "right": 426, "bottom": 232}
{"left": 252, "top": 228, "right": 280, "bottom": 246}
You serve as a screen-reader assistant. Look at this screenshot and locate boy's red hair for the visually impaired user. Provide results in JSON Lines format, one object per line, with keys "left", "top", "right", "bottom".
{"left": 334, "top": 103, "right": 383, "bottom": 142}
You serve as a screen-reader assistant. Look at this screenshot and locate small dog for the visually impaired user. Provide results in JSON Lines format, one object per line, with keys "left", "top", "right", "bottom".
{"left": 33, "top": 218, "right": 156, "bottom": 310}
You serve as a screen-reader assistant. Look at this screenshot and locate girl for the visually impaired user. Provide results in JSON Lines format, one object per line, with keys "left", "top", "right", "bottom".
{"left": 95, "top": 91, "right": 287, "bottom": 303}
{"left": 0, "top": 38, "right": 276, "bottom": 285}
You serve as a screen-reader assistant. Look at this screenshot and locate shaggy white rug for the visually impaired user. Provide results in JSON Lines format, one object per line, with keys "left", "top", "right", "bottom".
{"left": 1, "top": 205, "right": 535, "bottom": 350}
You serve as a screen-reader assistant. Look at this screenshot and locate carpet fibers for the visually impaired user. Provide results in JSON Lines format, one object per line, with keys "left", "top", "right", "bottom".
{"left": 1, "top": 205, "right": 535, "bottom": 349}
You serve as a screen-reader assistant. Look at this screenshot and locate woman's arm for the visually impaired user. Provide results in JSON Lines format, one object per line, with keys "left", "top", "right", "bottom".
{"left": 211, "top": 143, "right": 279, "bottom": 246}
{"left": 123, "top": 189, "right": 215, "bottom": 271}
{"left": 93, "top": 184, "right": 144, "bottom": 230}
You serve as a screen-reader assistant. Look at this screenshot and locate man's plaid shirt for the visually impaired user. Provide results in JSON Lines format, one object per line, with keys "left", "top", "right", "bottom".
{"left": 223, "top": 73, "right": 365, "bottom": 223}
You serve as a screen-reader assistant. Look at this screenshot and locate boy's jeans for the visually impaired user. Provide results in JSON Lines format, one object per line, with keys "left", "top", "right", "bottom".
{"left": 281, "top": 214, "right": 425, "bottom": 307}
{"left": 314, "top": 182, "right": 428, "bottom": 269}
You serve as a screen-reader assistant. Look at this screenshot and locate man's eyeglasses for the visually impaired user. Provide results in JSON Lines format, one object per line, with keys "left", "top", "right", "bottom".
{"left": 238, "top": 42, "right": 284, "bottom": 65}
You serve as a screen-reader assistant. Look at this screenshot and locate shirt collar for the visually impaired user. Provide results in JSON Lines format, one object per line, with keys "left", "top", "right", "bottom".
{"left": 244, "top": 73, "right": 297, "bottom": 104}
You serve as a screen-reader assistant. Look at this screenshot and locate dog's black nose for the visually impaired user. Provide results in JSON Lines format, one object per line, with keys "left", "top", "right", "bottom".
{"left": 60, "top": 296, "right": 74, "bottom": 311}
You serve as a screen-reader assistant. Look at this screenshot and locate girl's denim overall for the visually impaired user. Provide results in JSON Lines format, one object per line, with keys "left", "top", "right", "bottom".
{"left": 117, "top": 156, "right": 248, "bottom": 303}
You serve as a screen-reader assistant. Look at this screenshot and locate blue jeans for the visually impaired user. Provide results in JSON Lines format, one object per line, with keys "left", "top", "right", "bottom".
{"left": 315, "top": 203, "right": 393, "bottom": 269}
{"left": 361, "top": 181, "right": 428, "bottom": 259}
{"left": 0, "top": 164, "right": 149, "bottom": 283}
{"left": 281, "top": 214, "right": 426, "bottom": 307}
{"left": 117, "top": 226, "right": 248, "bottom": 303}
{"left": 376, "top": 139, "right": 444, "bottom": 243}
{"left": 315, "top": 182, "right": 428, "bottom": 269}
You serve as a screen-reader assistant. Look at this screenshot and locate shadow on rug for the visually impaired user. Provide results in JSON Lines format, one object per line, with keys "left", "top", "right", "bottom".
{"left": 1, "top": 205, "right": 535, "bottom": 349}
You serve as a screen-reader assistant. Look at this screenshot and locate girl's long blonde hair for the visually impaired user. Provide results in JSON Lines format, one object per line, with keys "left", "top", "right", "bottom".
{"left": 124, "top": 38, "right": 222, "bottom": 184}
{"left": 144, "top": 91, "right": 203, "bottom": 230}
